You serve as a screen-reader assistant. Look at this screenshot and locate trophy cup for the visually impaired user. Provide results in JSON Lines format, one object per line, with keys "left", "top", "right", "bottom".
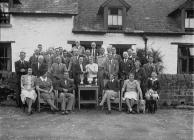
{"left": 88, "top": 77, "right": 93, "bottom": 84}
{"left": 80, "top": 74, "right": 84, "bottom": 85}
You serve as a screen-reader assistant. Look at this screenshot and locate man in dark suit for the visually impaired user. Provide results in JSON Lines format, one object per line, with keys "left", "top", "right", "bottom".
{"left": 32, "top": 55, "right": 48, "bottom": 77}
{"left": 29, "top": 49, "right": 39, "bottom": 67}
{"left": 120, "top": 51, "right": 133, "bottom": 80}
{"left": 15, "top": 51, "right": 29, "bottom": 107}
{"left": 112, "top": 46, "right": 122, "bottom": 64}
{"left": 99, "top": 74, "right": 120, "bottom": 114}
{"left": 91, "top": 42, "right": 98, "bottom": 62}
{"left": 56, "top": 72, "right": 75, "bottom": 115}
{"left": 73, "top": 56, "right": 86, "bottom": 85}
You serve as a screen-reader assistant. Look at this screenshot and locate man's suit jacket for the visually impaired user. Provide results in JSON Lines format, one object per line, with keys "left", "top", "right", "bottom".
{"left": 112, "top": 54, "right": 122, "bottom": 63}
{"left": 104, "top": 79, "right": 120, "bottom": 92}
{"left": 56, "top": 78, "right": 75, "bottom": 93}
{"left": 73, "top": 63, "right": 86, "bottom": 84}
{"left": 104, "top": 59, "right": 119, "bottom": 78}
{"left": 50, "top": 63, "right": 67, "bottom": 79}
{"left": 120, "top": 59, "right": 133, "bottom": 79}
{"left": 29, "top": 54, "right": 39, "bottom": 67}
{"left": 143, "top": 63, "right": 158, "bottom": 78}
{"left": 15, "top": 60, "right": 29, "bottom": 77}
{"left": 32, "top": 62, "right": 48, "bottom": 77}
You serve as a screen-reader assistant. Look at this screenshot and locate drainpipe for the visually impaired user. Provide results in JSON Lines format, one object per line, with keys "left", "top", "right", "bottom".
{"left": 142, "top": 34, "right": 148, "bottom": 58}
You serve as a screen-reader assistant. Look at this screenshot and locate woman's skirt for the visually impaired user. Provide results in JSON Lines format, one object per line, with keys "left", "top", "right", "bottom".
{"left": 40, "top": 92, "right": 54, "bottom": 101}
{"left": 21, "top": 89, "right": 37, "bottom": 104}
{"left": 124, "top": 91, "right": 138, "bottom": 100}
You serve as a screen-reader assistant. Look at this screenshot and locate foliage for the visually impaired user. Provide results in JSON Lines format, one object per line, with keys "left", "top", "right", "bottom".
{"left": 136, "top": 48, "right": 164, "bottom": 73}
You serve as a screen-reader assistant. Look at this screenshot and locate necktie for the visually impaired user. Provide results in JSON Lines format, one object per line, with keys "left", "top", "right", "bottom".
{"left": 65, "top": 80, "right": 67, "bottom": 85}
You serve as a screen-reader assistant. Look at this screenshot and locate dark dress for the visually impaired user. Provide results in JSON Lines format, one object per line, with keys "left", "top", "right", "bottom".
{"left": 36, "top": 77, "right": 54, "bottom": 101}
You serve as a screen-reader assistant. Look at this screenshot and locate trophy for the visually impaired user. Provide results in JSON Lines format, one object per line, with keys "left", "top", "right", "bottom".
{"left": 80, "top": 74, "right": 84, "bottom": 85}
{"left": 88, "top": 77, "right": 93, "bottom": 84}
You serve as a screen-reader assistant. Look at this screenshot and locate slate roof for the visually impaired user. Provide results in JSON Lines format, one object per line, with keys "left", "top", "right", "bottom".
{"left": 10, "top": 0, "right": 78, "bottom": 15}
{"left": 73, "top": 0, "right": 188, "bottom": 33}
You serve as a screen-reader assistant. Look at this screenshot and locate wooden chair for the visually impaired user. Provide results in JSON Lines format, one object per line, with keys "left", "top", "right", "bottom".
{"left": 37, "top": 89, "right": 58, "bottom": 112}
{"left": 54, "top": 89, "right": 76, "bottom": 111}
{"left": 102, "top": 79, "right": 121, "bottom": 111}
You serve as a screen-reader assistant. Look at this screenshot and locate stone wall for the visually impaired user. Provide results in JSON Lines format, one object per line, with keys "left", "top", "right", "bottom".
{"left": 158, "top": 74, "right": 194, "bottom": 107}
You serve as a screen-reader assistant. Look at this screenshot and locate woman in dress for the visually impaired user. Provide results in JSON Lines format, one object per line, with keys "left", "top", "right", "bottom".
{"left": 121, "top": 73, "right": 143, "bottom": 114}
{"left": 20, "top": 68, "right": 37, "bottom": 115}
{"left": 131, "top": 60, "right": 146, "bottom": 98}
{"left": 36, "top": 72, "right": 58, "bottom": 112}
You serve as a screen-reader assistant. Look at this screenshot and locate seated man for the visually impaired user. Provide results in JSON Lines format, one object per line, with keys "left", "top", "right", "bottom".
{"left": 56, "top": 72, "right": 75, "bottom": 115}
{"left": 99, "top": 74, "right": 120, "bottom": 114}
{"left": 85, "top": 56, "right": 98, "bottom": 84}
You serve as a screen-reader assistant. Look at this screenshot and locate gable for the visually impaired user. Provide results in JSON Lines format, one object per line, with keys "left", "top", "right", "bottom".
{"left": 73, "top": 0, "right": 186, "bottom": 34}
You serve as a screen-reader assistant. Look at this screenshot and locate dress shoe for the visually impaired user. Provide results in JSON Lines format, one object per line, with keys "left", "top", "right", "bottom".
{"left": 106, "top": 110, "right": 111, "bottom": 114}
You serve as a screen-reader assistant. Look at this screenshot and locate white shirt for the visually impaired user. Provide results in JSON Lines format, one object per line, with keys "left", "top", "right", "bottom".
{"left": 80, "top": 64, "right": 83, "bottom": 72}
{"left": 86, "top": 63, "right": 98, "bottom": 78}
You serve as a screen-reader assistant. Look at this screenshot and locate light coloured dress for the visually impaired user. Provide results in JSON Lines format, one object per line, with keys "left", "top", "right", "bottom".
{"left": 20, "top": 75, "right": 37, "bottom": 104}
{"left": 122, "top": 80, "right": 139, "bottom": 100}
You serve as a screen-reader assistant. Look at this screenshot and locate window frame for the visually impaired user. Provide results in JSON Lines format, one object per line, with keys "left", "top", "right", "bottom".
{"left": 104, "top": 6, "right": 127, "bottom": 32}
{"left": 0, "top": 43, "right": 12, "bottom": 73}
{"left": 177, "top": 45, "right": 194, "bottom": 74}
{"left": 182, "top": 8, "right": 194, "bottom": 32}
{"left": 0, "top": 1, "right": 10, "bottom": 25}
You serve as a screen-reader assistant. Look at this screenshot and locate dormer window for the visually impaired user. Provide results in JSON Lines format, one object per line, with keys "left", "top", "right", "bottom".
{"left": 185, "top": 10, "right": 194, "bottom": 29}
{"left": 108, "top": 8, "right": 122, "bottom": 30}
{"left": 0, "top": 1, "right": 10, "bottom": 24}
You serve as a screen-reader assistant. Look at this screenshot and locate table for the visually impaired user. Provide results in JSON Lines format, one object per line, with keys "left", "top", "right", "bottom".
{"left": 78, "top": 85, "right": 99, "bottom": 110}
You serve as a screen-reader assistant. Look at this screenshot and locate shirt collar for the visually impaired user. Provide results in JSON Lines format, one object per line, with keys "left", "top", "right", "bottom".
{"left": 40, "top": 76, "right": 47, "bottom": 81}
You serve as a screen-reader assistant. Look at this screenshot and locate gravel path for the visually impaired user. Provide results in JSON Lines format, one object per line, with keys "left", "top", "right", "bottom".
{"left": 0, "top": 107, "right": 193, "bottom": 140}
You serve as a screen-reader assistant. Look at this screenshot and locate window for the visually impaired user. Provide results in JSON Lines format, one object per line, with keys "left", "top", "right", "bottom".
{"left": 0, "top": 43, "right": 12, "bottom": 72}
{"left": 185, "top": 10, "right": 194, "bottom": 29}
{"left": 178, "top": 46, "right": 194, "bottom": 74}
{"left": 0, "top": 2, "right": 10, "bottom": 24}
{"left": 108, "top": 8, "right": 122, "bottom": 30}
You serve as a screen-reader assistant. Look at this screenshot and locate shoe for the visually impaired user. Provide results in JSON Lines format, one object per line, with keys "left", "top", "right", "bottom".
{"left": 127, "top": 110, "right": 130, "bottom": 114}
{"left": 106, "top": 110, "right": 111, "bottom": 114}
{"left": 61, "top": 111, "right": 65, "bottom": 115}
{"left": 67, "top": 110, "right": 71, "bottom": 114}
{"left": 65, "top": 110, "right": 69, "bottom": 115}
{"left": 131, "top": 110, "right": 136, "bottom": 114}
{"left": 50, "top": 110, "right": 56, "bottom": 114}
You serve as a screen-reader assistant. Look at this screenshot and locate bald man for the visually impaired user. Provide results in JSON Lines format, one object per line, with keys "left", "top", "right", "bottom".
{"left": 32, "top": 55, "right": 48, "bottom": 77}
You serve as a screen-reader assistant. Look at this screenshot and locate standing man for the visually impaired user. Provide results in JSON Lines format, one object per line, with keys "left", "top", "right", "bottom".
{"left": 32, "top": 55, "right": 48, "bottom": 77}
{"left": 56, "top": 72, "right": 75, "bottom": 115}
{"left": 91, "top": 42, "right": 98, "bottom": 62}
{"left": 85, "top": 56, "right": 98, "bottom": 83}
{"left": 73, "top": 56, "right": 86, "bottom": 86}
{"left": 127, "top": 48, "right": 133, "bottom": 60}
{"left": 73, "top": 41, "right": 85, "bottom": 55}
{"left": 50, "top": 57, "right": 67, "bottom": 87}
{"left": 29, "top": 49, "right": 39, "bottom": 67}
{"left": 15, "top": 51, "right": 29, "bottom": 107}
{"left": 143, "top": 55, "right": 158, "bottom": 79}
{"left": 97, "top": 47, "right": 106, "bottom": 96}
{"left": 37, "top": 44, "right": 43, "bottom": 55}
{"left": 112, "top": 46, "right": 122, "bottom": 64}
{"left": 104, "top": 53, "right": 119, "bottom": 79}
{"left": 120, "top": 52, "right": 133, "bottom": 80}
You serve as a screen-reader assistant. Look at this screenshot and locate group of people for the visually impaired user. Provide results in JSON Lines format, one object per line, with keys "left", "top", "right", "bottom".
{"left": 15, "top": 41, "right": 160, "bottom": 115}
